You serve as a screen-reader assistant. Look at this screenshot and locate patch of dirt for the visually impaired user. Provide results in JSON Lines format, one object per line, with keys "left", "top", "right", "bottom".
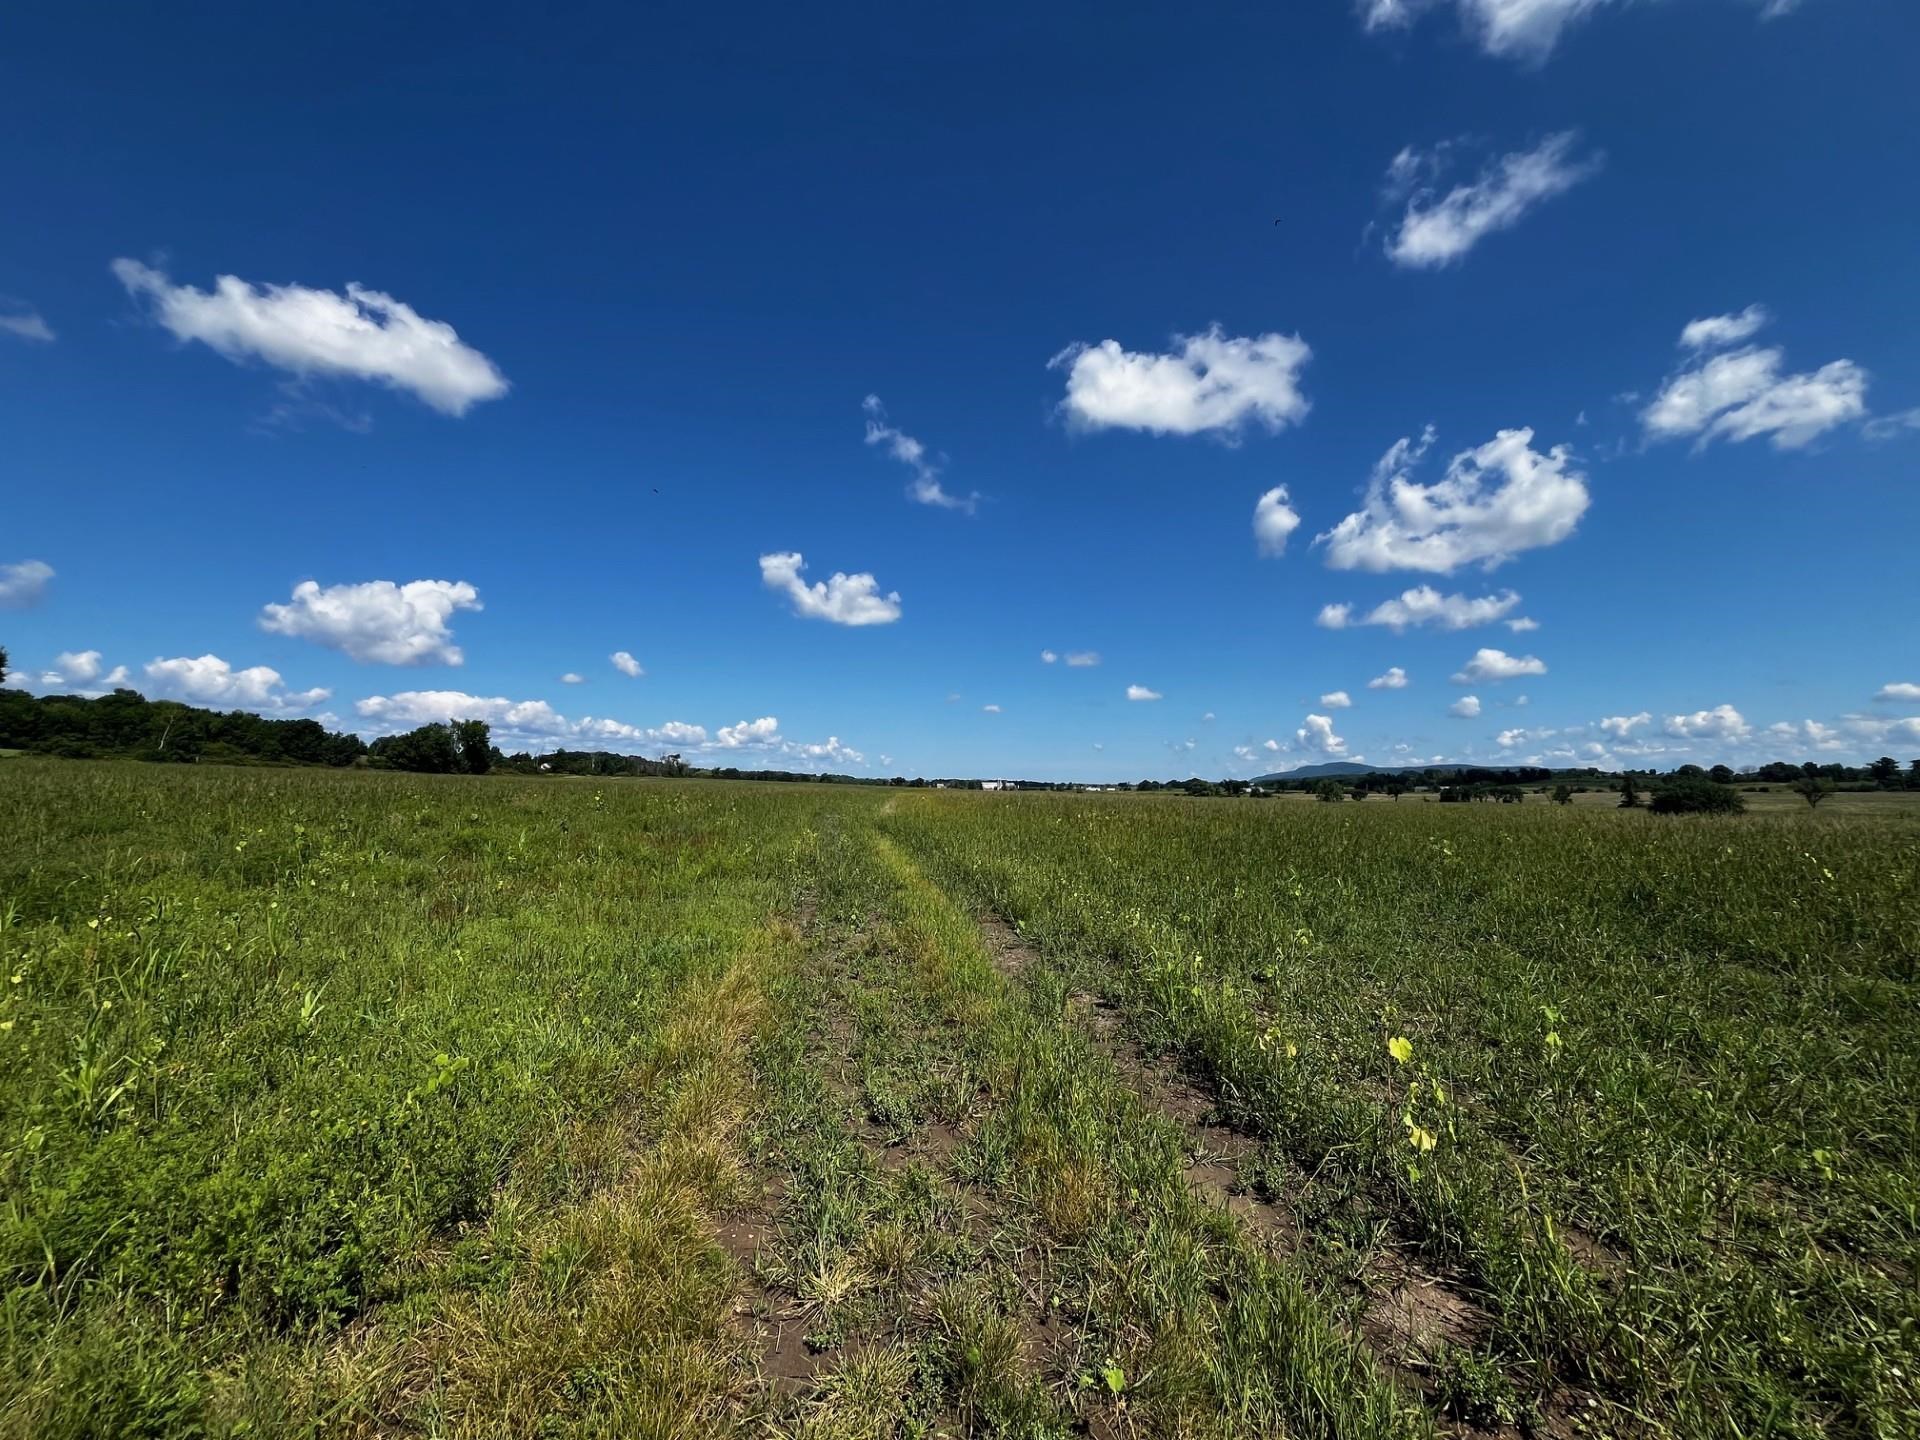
{"left": 978, "top": 912, "right": 1035, "bottom": 980}
{"left": 1360, "top": 1255, "right": 1489, "bottom": 1363}
{"left": 720, "top": 1175, "right": 824, "bottom": 1398}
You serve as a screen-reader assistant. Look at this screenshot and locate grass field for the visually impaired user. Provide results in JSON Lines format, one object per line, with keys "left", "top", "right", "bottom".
{"left": 2, "top": 760, "right": 1915, "bottom": 1438}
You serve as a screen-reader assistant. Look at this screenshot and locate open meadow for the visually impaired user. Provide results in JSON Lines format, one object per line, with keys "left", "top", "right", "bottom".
{"left": 2, "top": 759, "right": 1916, "bottom": 1439}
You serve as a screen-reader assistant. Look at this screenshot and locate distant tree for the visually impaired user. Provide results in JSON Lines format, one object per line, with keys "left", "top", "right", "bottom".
{"left": 1649, "top": 775, "right": 1745, "bottom": 816}
{"left": 1709, "top": 764, "right": 1735, "bottom": 785}
{"left": 1791, "top": 775, "right": 1836, "bottom": 809}
{"left": 1910, "top": 758, "right": 1920, "bottom": 789}
{"left": 1552, "top": 783, "right": 1573, "bottom": 805}
{"left": 370, "top": 722, "right": 462, "bottom": 773}
{"left": 1182, "top": 776, "right": 1216, "bottom": 797}
{"left": 0, "top": 644, "right": 8, "bottom": 685}
{"left": 1312, "top": 778, "right": 1345, "bottom": 803}
{"left": 1386, "top": 780, "right": 1408, "bottom": 800}
{"left": 1618, "top": 774, "right": 1641, "bottom": 808}
{"left": 452, "top": 719, "right": 492, "bottom": 775}
{"left": 1867, "top": 756, "right": 1900, "bottom": 788}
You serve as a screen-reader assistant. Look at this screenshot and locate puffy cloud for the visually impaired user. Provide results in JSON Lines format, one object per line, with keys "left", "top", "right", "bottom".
{"left": 1600, "top": 712, "right": 1651, "bottom": 738}
{"left": 258, "top": 579, "right": 480, "bottom": 665}
{"left": 1317, "top": 427, "right": 1589, "bottom": 573}
{"left": 611, "top": 650, "right": 644, "bottom": 678}
{"left": 0, "top": 559, "right": 54, "bottom": 608}
{"left": 1369, "top": 667, "right": 1409, "bottom": 689}
{"left": 53, "top": 651, "right": 129, "bottom": 687}
{"left": 1297, "top": 713, "right": 1348, "bottom": 756}
{"left": 1050, "top": 325, "right": 1311, "bottom": 439}
{"left": 981, "top": 704, "right": 1003, "bottom": 714}
{"left": 1384, "top": 133, "right": 1600, "bottom": 268}
{"left": 1680, "top": 305, "right": 1770, "bottom": 351}
{"left": 1041, "top": 649, "right": 1058, "bottom": 664}
{"left": 1764, "top": 719, "right": 1846, "bottom": 753}
{"left": 1263, "top": 738, "right": 1285, "bottom": 752}
{"left": 1449, "top": 695, "right": 1482, "bottom": 718}
{"left": 1876, "top": 682, "right": 1920, "bottom": 702}
{"left": 1320, "top": 690, "right": 1353, "bottom": 708}
{"left": 759, "top": 551, "right": 902, "bottom": 626}
{"left": 1321, "top": 585, "right": 1525, "bottom": 632}
{"left": 1497, "top": 728, "right": 1529, "bottom": 748}
{"left": 862, "top": 395, "right": 978, "bottom": 514}
{"left": 145, "top": 654, "right": 329, "bottom": 711}
{"left": 351, "top": 694, "right": 856, "bottom": 765}
{"left": 1202, "top": 711, "right": 1216, "bottom": 722}
{"left": 1066, "top": 651, "right": 1101, "bottom": 667}
{"left": 1254, "top": 486, "right": 1302, "bottom": 556}
{"left": 111, "top": 260, "right": 507, "bottom": 416}
{"left": 1506, "top": 616, "right": 1540, "bottom": 632}
{"left": 0, "top": 304, "right": 54, "bottom": 343}
{"left": 1451, "top": 648, "right": 1546, "bottom": 683}
{"left": 560, "top": 673, "right": 585, "bottom": 684}
{"left": 1642, "top": 311, "right": 1868, "bottom": 450}
{"left": 1663, "top": 704, "right": 1751, "bottom": 741}
{"left": 1126, "top": 685, "right": 1163, "bottom": 702}
{"left": 714, "top": 716, "right": 779, "bottom": 747}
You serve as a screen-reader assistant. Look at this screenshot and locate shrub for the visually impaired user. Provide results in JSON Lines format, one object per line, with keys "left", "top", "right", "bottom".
{"left": 1649, "top": 776, "right": 1745, "bottom": 816}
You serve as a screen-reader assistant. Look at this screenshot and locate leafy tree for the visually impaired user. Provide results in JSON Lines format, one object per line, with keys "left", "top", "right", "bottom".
{"left": 452, "top": 719, "right": 493, "bottom": 775}
{"left": 1709, "top": 765, "right": 1735, "bottom": 784}
{"left": 1552, "top": 783, "right": 1573, "bottom": 805}
{"left": 1867, "top": 756, "right": 1900, "bottom": 788}
{"left": 1618, "top": 774, "right": 1641, "bottom": 809}
{"left": 1312, "top": 778, "right": 1345, "bottom": 803}
{"left": 1791, "top": 775, "right": 1835, "bottom": 809}
{"left": 370, "top": 723, "right": 462, "bottom": 773}
{"left": 1649, "top": 776, "right": 1745, "bottom": 815}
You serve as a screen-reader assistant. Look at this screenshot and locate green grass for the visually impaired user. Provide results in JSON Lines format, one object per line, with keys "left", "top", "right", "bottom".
{"left": 2, "top": 760, "right": 1915, "bottom": 1437}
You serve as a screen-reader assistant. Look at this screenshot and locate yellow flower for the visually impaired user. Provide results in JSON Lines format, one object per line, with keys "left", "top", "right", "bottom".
{"left": 1387, "top": 1036, "right": 1413, "bottom": 1065}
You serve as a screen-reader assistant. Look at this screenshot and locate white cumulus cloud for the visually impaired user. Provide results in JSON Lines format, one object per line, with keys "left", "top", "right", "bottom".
{"left": 1319, "top": 585, "right": 1525, "bottom": 632}
{"left": 1050, "top": 325, "right": 1311, "bottom": 440}
{"left": 1876, "top": 682, "right": 1920, "bottom": 703}
{"left": 982, "top": 704, "right": 1002, "bottom": 714}
{"left": 1449, "top": 695, "right": 1482, "bottom": 718}
{"left": 1321, "top": 690, "right": 1353, "bottom": 708}
{"left": 1384, "top": 132, "right": 1600, "bottom": 268}
{"left": 1297, "top": 713, "right": 1348, "bottom": 756}
{"left": 759, "top": 551, "right": 902, "bottom": 626}
{"left": 146, "top": 654, "right": 329, "bottom": 711}
{"left": 0, "top": 559, "right": 54, "bottom": 608}
{"left": 1041, "top": 649, "right": 1058, "bottom": 664}
{"left": 1126, "top": 685, "right": 1163, "bottom": 702}
{"left": 1600, "top": 712, "right": 1651, "bottom": 738}
{"left": 1664, "top": 704, "right": 1751, "bottom": 741}
{"left": 1318, "top": 427, "right": 1589, "bottom": 573}
{"left": 863, "top": 395, "right": 978, "bottom": 513}
{"left": 1254, "top": 486, "right": 1302, "bottom": 556}
{"left": 1369, "top": 667, "right": 1409, "bottom": 689}
{"left": 1451, "top": 647, "right": 1546, "bottom": 683}
{"left": 112, "top": 260, "right": 508, "bottom": 416}
{"left": 258, "top": 579, "right": 481, "bottom": 665}
{"left": 560, "top": 673, "right": 585, "bottom": 684}
{"left": 611, "top": 650, "right": 644, "bottom": 678}
{"left": 715, "top": 716, "right": 781, "bottom": 747}
{"left": 1642, "top": 309, "right": 1868, "bottom": 451}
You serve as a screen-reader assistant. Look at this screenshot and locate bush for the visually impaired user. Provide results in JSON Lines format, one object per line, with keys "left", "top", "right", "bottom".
{"left": 1649, "top": 776, "right": 1745, "bottom": 816}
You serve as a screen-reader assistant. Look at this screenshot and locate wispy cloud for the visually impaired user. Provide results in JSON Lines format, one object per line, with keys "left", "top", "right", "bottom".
{"left": 863, "top": 395, "right": 979, "bottom": 513}
{"left": 1383, "top": 133, "right": 1601, "bottom": 268}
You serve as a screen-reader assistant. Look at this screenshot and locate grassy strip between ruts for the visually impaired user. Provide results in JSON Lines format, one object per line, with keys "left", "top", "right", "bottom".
{"left": 742, "top": 811, "right": 1430, "bottom": 1438}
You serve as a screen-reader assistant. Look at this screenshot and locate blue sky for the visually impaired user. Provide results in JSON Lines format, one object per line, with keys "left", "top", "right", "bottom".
{"left": 4, "top": 0, "right": 1917, "bottom": 779}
